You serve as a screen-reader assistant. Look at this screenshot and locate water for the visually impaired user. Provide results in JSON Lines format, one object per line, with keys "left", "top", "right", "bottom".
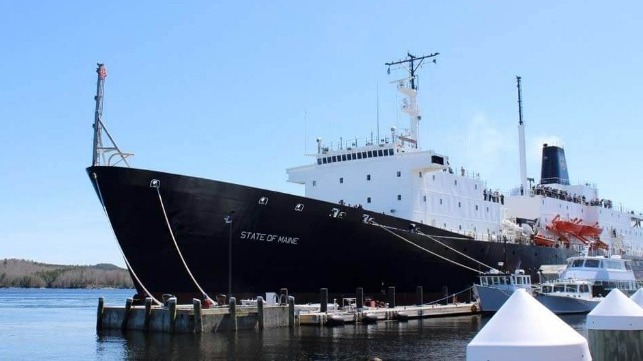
{"left": 0, "top": 289, "right": 588, "bottom": 360}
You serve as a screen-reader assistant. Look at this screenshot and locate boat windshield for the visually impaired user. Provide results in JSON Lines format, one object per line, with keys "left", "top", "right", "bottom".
{"left": 566, "top": 284, "right": 578, "bottom": 293}
{"left": 571, "top": 259, "right": 584, "bottom": 268}
{"left": 584, "top": 259, "right": 600, "bottom": 268}
{"left": 542, "top": 285, "right": 553, "bottom": 293}
{"left": 579, "top": 284, "right": 590, "bottom": 293}
{"left": 554, "top": 284, "right": 565, "bottom": 292}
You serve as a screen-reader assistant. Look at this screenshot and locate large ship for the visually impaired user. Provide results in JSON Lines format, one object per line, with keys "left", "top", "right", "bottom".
{"left": 87, "top": 54, "right": 643, "bottom": 305}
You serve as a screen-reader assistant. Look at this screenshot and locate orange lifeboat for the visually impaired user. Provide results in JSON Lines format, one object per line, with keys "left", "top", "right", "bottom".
{"left": 579, "top": 222, "right": 602, "bottom": 238}
{"left": 541, "top": 215, "right": 608, "bottom": 251}
{"left": 533, "top": 233, "right": 558, "bottom": 247}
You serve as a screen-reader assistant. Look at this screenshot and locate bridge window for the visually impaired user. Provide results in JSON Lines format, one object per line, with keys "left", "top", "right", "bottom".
{"left": 357, "top": 152, "right": 362, "bottom": 159}
{"left": 323, "top": 158, "right": 327, "bottom": 164}
{"left": 317, "top": 159, "right": 322, "bottom": 165}
{"left": 368, "top": 151, "right": 373, "bottom": 157}
{"left": 342, "top": 154, "right": 347, "bottom": 161}
{"left": 332, "top": 156, "right": 337, "bottom": 162}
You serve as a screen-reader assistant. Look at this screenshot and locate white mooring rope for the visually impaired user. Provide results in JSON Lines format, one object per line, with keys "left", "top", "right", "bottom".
{"left": 152, "top": 180, "right": 212, "bottom": 302}
{"left": 92, "top": 172, "right": 163, "bottom": 306}
{"left": 375, "top": 223, "right": 487, "bottom": 274}
{"left": 423, "top": 233, "right": 496, "bottom": 271}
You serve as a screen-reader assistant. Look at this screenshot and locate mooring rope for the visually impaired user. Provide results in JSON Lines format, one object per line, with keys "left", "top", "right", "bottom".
{"left": 376, "top": 224, "right": 484, "bottom": 274}
{"left": 425, "top": 285, "right": 475, "bottom": 305}
{"left": 422, "top": 233, "right": 496, "bottom": 271}
{"left": 152, "top": 180, "right": 212, "bottom": 301}
{"left": 92, "top": 172, "right": 163, "bottom": 306}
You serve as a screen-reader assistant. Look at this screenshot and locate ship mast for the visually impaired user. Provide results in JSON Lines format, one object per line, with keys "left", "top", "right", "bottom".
{"left": 92, "top": 63, "right": 132, "bottom": 167}
{"left": 516, "top": 76, "right": 528, "bottom": 194}
{"left": 385, "top": 52, "right": 439, "bottom": 148}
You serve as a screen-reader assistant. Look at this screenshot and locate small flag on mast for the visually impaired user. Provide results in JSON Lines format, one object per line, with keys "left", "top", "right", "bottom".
{"left": 98, "top": 64, "right": 107, "bottom": 80}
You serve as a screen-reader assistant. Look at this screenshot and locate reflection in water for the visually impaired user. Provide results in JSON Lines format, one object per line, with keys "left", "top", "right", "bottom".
{"left": 98, "top": 315, "right": 487, "bottom": 360}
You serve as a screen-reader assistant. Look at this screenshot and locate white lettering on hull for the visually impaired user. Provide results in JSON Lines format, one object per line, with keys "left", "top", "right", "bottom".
{"left": 239, "top": 231, "right": 299, "bottom": 245}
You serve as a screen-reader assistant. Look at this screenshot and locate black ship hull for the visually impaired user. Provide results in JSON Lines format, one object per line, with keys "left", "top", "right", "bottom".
{"left": 87, "top": 166, "right": 578, "bottom": 304}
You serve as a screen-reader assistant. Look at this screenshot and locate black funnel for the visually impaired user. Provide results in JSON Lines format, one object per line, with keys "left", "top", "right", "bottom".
{"left": 540, "top": 144, "right": 570, "bottom": 185}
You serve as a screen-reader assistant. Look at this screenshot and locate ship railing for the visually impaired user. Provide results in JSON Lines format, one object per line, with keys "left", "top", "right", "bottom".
{"left": 320, "top": 135, "right": 394, "bottom": 153}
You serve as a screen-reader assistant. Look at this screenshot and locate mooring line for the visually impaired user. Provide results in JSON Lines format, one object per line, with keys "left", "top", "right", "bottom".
{"left": 92, "top": 172, "right": 163, "bottom": 306}
{"left": 152, "top": 179, "right": 212, "bottom": 302}
{"left": 422, "top": 234, "right": 496, "bottom": 271}
{"left": 425, "top": 285, "right": 475, "bottom": 305}
{"left": 376, "top": 224, "right": 484, "bottom": 274}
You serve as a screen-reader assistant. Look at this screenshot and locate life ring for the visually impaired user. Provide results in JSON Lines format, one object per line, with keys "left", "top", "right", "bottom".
{"left": 470, "top": 304, "right": 478, "bottom": 313}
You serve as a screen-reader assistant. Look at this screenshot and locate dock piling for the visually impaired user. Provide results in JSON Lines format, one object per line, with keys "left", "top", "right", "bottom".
{"left": 121, "top": 297, "right": 132, "bottom": 332}
{"left": 356, "top": 287, "right": 364, "bottom": 311}
{"left": 193, "top": 298, "right": 203, "bottom": 333}
{"left": 415, "top": 286, "right": 423, "bottom": 306}
{"left": 288, "top": 296, "right": 295, "bottom": 328}
{"left": 257, "top": 296, "right": 264, "bottom": 330}
{"left": 229, "top": 297, "right": 237, "bottom": 331}
{"left": 388, "top": 287, "right": 396, "bottom": 308}
{"left": 320, "top": 288, "right": 328, "bottom": 313}
{"left": 144, "top": 297, "right": 152, "bottom": 331}
{"left": 96, "top": 297, "right": 104, "bottom": 331}
{"left": 168, "top": 297, "right": 177, "bottom": 333}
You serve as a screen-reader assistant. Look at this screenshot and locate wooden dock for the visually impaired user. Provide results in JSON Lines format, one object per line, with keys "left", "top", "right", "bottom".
{"left": 298, "top": 302, "right": 480, "bottom": 326}
{"left": 98, "top": 284, "right": 480, "bottom": 333}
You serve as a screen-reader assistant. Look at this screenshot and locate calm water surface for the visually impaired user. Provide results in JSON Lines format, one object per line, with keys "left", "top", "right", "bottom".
{"left": 0, "top": 288, "right": 587, "bottom": 360}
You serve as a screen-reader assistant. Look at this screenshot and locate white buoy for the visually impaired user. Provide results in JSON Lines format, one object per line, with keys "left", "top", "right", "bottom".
{"left": 467, "top": 289, "right": 590, "bottom": 361}
{"left": 587, "top": 288, "right": 643, "bottom": 360}
{"left": 630, "top": 288, "right": 643, "bottom": 308}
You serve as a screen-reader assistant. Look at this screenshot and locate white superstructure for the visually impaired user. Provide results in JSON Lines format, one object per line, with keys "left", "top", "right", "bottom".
{"left": 287, "top": 53, "right": 643, "bottom": 260}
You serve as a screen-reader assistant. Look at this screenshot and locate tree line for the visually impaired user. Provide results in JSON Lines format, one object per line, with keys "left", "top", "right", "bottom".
{"left": 0, "top": 258, "right": 134, "bottom": 289}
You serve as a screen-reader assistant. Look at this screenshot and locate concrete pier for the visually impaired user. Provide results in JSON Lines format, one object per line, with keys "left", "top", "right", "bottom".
{"left": 97, "top": 297, "right": 292, "bottom": 333}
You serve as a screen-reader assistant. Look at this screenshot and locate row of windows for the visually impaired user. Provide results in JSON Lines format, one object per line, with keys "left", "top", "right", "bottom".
{"left": 317, "top": 148, "right": 395, "bottom": 165}
{"left": 339, "top": 172, "right": 401, "bottom": 184}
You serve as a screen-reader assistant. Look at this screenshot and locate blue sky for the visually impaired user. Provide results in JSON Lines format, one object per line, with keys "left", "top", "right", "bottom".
{"left": 2, "top": 1, "right": 643, "bottom": 267}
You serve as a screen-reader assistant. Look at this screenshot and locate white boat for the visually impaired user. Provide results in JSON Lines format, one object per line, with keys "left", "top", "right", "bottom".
{"left": 475, "top": 253, "right": 638, "bottom": 314}
{"left": 534, "top": 279, "right": 600, "bottom": 314}
{"left": 473, "top": 270, "right": 533, "bottom": 312}
{"left": 533, "top": 253, "right": 638, "bottom": 314}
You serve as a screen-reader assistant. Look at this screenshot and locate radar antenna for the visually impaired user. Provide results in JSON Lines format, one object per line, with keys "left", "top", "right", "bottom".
{"left": 385, "top": 52, "right": 439, "bottom": 148}
{"left": 92, "top": 64, "right": 132, "bottom": 167}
